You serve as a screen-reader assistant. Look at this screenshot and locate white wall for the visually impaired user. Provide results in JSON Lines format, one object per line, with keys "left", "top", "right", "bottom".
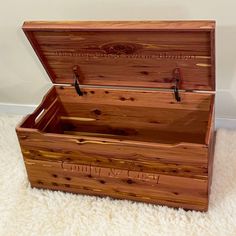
{"left": 0, "top": 0, "right": 236, "bottom": 120}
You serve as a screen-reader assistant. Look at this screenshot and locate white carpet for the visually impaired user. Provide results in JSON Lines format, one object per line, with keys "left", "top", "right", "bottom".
{"left": 0, "top": 115, "right": 236, "bottom": 236}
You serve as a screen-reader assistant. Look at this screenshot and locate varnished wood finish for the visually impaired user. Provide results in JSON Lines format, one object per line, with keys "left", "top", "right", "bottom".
{"left": 17, "top": 84, "right": 214, "bottom": 211}
{"left": 22, "top": 21, "right": 215, "bottom": 91}
{"left": 18, "top": 126, "right": 209, "bottom": 211}
{"left": 26, "top": 159, "right": 208, "bottom": 211}
{"left": 54, "top": 87, "right": 211, "bottom": 144}
{"left": 17, "top": 21, "right": 216, "bottom": 211}
{"left": 22, "top": 21, "right": 215, "bottom": 31}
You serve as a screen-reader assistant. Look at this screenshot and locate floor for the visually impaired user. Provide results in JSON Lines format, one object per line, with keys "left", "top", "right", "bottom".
{"left": 0, "top": 115, "right": 235, "bottom": 236}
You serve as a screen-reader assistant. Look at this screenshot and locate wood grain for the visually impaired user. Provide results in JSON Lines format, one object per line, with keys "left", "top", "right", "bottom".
{"left": 16, "top": 89, "right": 213, "bottom": 211}
{"left": 16, "top": 21, "right": 216, "bottom": 211}
{"left": 16, "top": 84, "right": 214, "bottom": 211}
{"left": 56, "top": 86, "right": 212, "bottom": 111}
{"left": 22, "top": 21, "right": 215, "bottom": 31}
{"left": 26, "top": 159, "right": 208, "bottom": 211}
{"left": 22, "top": 21, "right": 215, "bottom": 90}
{"left": 19, "top": 132, "right": 208, "bottom": 180}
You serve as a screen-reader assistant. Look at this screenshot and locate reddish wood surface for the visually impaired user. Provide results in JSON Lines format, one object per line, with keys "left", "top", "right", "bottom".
{"left": 26, "top": 159, "right": 208, "bottom": 211}
{"left": 16, "top": 21, "right": 216, "bottom": 211}
{"left": 22, "top": 21, "right": 215, "bottom": 91}
{"left": 22, "top": 21, "right": 215, "bottom": 31}
{"left": 17, "top": 126, "right": 209, "bottom": 211}
{"left": 16, "top": 85, "right": 214, "bottom": 211}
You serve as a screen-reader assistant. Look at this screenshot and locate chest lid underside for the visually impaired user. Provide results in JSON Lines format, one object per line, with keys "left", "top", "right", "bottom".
{"left": 23, "top": 21, "right": 215, "bottom": 91}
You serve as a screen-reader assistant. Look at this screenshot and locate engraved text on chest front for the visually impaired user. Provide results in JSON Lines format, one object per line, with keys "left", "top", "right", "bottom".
{"left": 61, "top": 162, "right": 160, "bottom": 184}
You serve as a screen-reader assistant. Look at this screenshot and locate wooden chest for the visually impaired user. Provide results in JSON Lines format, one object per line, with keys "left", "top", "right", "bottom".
{"left": 16, "top": 21, "right": 215, "bottom": 211}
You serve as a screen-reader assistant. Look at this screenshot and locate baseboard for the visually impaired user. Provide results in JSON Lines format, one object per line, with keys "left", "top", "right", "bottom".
{"left": 215, "top": 118, "right": 236, "bottom": 129}
{"left": 0, "top": 103, "right": 236, "bottom": 129}
{"left": 0, "top": 103, "right": 36, "bottom": 115}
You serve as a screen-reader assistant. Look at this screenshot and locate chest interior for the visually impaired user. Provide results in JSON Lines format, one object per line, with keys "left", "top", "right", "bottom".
{"left": 20, "top": 85, "right": 214, "bottom": 145}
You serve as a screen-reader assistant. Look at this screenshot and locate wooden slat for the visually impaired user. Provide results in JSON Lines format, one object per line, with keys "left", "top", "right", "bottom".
{"left": 57, "top": 104, "right": 209, "bottom": 136}
{"left": 18, "top": 129, "right": 208, "bottom": 179}
{"left": 56, "top": 86, "right": 212, "bottom": 111}
{"left": 22, "top": 147, "right": 208, "bottom": 179}
{"left": 22, "top": 21, "right": 215, "bottom": 31}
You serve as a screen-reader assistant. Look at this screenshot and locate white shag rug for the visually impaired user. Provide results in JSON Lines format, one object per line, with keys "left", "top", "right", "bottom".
{"left": 0, "top": 115, "right": 236, "bottom": 236}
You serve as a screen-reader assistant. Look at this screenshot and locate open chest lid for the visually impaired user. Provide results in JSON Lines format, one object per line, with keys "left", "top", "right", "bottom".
{"left": 23, "top": 21, "right": 215, "bottom": 91}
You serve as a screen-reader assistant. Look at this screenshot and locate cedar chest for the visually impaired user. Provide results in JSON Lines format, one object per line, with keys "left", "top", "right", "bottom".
{"left": 16, "top": 21, "right": 215, "bottom": 211}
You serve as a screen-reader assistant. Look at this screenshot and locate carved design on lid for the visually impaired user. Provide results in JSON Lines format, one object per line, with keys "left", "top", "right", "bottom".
{"left": 101, "top": 42, "right": 141, "bottom": 55}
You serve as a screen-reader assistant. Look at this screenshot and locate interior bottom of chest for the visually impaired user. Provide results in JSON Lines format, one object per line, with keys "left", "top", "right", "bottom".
{"left": 50, "top": 116, "right": 206, "bottom": 144}
{"left": 21, "top": 86, "right": 214, "bottom": 145}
